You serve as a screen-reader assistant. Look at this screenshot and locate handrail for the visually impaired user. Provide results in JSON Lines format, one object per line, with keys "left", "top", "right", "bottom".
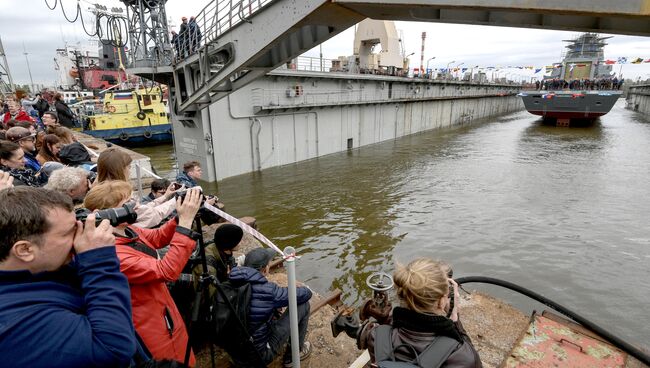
{"left": 173, "top": 0, "right": 276, "bottom": 62}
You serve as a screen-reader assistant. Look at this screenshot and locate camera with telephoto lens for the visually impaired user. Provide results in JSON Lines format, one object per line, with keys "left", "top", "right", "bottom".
{"left": 175, "top": 188, "right": 221, "bottom": 225}
{"left": 75, "top": 203, "right": 138, "bottom": 227}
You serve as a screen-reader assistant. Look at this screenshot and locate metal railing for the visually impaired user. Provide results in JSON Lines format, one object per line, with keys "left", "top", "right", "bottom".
{"left": 173, "top": 0, "right": 276, "bottom": 62}
{"left": 252, "top": 86, "right": 519, "bottom": 109}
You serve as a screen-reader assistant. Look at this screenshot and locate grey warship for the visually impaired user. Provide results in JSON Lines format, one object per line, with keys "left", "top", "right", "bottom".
{"left": 519, "top": 33, "right": 622, "bottom": 125}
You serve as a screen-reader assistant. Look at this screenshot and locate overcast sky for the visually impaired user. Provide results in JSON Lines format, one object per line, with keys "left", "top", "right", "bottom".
{"left": 2, "top": 0, "right": 650, "bottom": 86}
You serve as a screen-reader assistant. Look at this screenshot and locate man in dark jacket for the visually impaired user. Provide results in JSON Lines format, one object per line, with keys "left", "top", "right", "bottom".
{"left": 188, "top": 16, "right": 202, "bottom": 53}
{"left": 175, "top": 160, "right": 202, "bottom": 188}
{"left": 229, "top": 248, "right": 312, "bottom": 367}
{"left": 54, "top": 93, "right": 76, "bottom": 128}
{"left": 0, "top": 187, "right": 136, "bottom": 367}
{"left": 34, "top": 93, "right": 50, "bottom": 118}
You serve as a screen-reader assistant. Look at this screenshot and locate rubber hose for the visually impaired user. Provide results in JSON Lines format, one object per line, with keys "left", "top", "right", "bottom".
{"left": 456, "top": 276, "right": 650, "bottom": 366}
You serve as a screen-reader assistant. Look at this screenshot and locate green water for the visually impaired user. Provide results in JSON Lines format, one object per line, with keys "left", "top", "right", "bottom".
{"left": 133, "top": 102, "right": 650, "bottom": 349}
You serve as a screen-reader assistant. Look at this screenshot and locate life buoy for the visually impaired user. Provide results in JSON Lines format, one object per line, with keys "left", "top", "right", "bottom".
{"left": 107, "top": 105, "right": 116, "bottom": 113}
{"left": 136, "top": 111, "right": 146, "bottom": 120}
{"left": 143, "top": 130, "right": 153, "bottom": 139}
{"left": 119, "top": 132, "right": 130, "bottom": 141}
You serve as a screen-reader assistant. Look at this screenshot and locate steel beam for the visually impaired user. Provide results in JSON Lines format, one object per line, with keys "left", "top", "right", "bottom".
{"left": 176, "top": 0, "right": 365, "bottom": 113}
{"left": 334, "top": 0, "right": 650, "bottom": 36}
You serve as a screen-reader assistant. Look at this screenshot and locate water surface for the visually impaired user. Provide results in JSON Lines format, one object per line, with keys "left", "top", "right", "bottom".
{"left": 136, "top": 101, "right": 650, "bottom": 348}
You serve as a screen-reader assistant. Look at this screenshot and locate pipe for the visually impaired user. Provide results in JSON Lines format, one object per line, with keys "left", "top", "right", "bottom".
{"left": 284, "top": 246, "right": 301, "bottom": 368}
{"left": 311, "top": 289, "right": 342, "bottom": 315}
{"left": 455, "top": 276, "right": 650, "bottom": 366}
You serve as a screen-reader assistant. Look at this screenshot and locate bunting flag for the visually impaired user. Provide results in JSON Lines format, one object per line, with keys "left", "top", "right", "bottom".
{"left": 425, "top": 57, "right": 650, "bottom": 75}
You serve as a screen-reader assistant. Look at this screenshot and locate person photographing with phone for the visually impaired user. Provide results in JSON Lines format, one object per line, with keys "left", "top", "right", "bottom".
{"left": 358, "top": 258, "right": 482, "bottom": 368}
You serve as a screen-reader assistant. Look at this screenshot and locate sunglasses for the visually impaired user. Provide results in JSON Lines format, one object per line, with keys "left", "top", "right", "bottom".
{"left": 19, "top": 136, "right": 36, "bottom": 142}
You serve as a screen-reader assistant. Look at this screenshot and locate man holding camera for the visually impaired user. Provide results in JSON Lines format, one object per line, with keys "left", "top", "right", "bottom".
{"left": 0, "top": 187, "right": 136, "bottom": 367}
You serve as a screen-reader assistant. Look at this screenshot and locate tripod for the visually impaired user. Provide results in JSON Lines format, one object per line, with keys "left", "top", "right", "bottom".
{"left": 182, "top": 213, "right": 265, "bottom": 368}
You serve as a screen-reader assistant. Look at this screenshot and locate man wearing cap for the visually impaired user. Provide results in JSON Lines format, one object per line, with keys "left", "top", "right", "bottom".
{"left": 179, "top": 17, "right": 189, "bottom": 58}
{"left": 229, "top": 247, "right": 312, "bottom": 367}
{"left": 6, "top": 126, "right": 40, "bottom": 172}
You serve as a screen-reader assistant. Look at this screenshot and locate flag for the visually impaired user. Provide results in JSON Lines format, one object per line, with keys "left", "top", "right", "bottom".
{"left": 617, "top": 57, "right": 628, "bottom": 64}
{"left": 605, "top": 59, "right": 616, "bottom": 65}
{"left": 631, "top": 57, "right": 643, "bottom": 64}
{"left": 534, "top": 68, "right": 542, "bottom": 74}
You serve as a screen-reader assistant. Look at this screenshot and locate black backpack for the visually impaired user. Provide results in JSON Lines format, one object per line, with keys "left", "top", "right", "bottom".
{"left": 212, "top": 281, "right": 265, "bottom": 367}
{"left": 374, "top": 325, "right": 460, "bottom": 368}
{"left": 58, "top": 142, "right": 93, "bottom": 166}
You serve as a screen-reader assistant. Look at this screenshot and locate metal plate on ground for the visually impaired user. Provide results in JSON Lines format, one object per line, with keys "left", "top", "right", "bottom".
{"left": 503, "top": 312, "right": 626, "bottom": 367}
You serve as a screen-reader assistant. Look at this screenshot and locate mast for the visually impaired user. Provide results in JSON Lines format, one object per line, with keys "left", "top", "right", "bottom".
{"left": 420, "top": 32, "right": 426, "bottom": 75}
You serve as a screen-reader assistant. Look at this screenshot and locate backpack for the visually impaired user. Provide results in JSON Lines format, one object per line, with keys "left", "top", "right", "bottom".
{"left": 374, "top": 325, "right": 460, "bottom": 368}
{"left": 58, "top": 142, "right": 93, "bottom": 166}
{"left": 212, "top": 281, "right": 265, "bottom": 367}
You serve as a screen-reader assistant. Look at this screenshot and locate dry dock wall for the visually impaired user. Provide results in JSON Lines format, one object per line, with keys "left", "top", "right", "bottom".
{"left": 626, "top": 84, "right": 650, "bottom": 116}
{"left": 172, "top": 71, "right": 523, "bottom": 181}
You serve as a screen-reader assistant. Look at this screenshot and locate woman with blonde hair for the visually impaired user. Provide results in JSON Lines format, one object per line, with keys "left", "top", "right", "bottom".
{"left": 83, "top": 181, "right": 203, "bottom": 366}
{"left": 359, "top": 258, "right": 481, "bottom": 367}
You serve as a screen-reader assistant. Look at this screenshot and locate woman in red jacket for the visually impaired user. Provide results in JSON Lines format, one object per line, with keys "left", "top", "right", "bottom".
{"left": 84, "top": 180, "right": 203, "bottom": 366}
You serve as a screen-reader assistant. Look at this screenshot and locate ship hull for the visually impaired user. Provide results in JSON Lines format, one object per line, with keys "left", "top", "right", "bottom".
{"left": 84, "top": 124, "right": 173, "bottom": 146}
{"left": 519, "top": 91, "right": 621, "bottom": 122}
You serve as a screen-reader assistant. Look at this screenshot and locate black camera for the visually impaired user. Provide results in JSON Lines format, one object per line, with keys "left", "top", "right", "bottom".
{"left": 75, "top": 203, "right": 138, "bottom": 227}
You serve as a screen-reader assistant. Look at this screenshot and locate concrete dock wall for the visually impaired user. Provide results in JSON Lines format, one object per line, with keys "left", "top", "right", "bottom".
{"left": 626, "top": 84, "right": 650, "bottom": 116}
{"left": 172, "top": 70, "right": 523, "bottom": 181}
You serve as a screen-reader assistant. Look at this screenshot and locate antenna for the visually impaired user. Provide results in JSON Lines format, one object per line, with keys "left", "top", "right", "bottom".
{"left": 22, "top": 42, "right": 36, "bottom": 93}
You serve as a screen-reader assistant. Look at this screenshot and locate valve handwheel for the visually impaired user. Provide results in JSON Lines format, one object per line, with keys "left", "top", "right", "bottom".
{"left": 366, "top": 272, "right": 394, "bottom": 291}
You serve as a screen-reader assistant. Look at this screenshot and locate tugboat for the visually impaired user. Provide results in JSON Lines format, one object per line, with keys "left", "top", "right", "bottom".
{"left": 519, "top": 33, "right": 622, "bottom": 126}
{"left": 80, "top": 86, "right": 172, "bottom": 145}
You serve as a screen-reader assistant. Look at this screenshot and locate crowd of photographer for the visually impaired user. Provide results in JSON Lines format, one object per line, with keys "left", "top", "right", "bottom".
{"left": 0, "top": 146, "right": 319, "bottom": 368}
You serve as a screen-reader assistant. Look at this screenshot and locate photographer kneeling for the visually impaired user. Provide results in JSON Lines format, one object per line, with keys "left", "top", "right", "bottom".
{"left": 358, "top": 258, "right": 482, "bottom": 368}
{"left": 84, "top": 180, "right": 203, "bottom": 366}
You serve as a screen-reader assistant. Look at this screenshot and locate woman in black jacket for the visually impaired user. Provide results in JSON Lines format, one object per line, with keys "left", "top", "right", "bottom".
{"left": 54, "top": 93, "right": 76, "bottom": 128}
{"left": 358, "top": 258, "right": 482, "bottom": 368}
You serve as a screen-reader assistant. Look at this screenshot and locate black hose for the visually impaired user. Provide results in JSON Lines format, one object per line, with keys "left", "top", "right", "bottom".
{"left": 455, "top": 276, "right": 650, "bottom": 366}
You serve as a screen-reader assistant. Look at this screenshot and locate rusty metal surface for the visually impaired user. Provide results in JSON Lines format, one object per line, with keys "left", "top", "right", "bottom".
{"left": 503, "top": 312, "right": 627, "bottom": 367}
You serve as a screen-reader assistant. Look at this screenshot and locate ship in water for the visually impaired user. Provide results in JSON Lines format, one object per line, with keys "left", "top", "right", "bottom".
{"left": 56, "top": 41, "right": 172, "bottom": 145}
{"left": 519, "top": 33, "right": 622, "bottom": 126}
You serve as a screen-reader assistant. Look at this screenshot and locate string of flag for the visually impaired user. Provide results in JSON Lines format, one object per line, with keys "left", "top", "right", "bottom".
{"left": 427, "top": 57, "right": 650, "bottom": 74}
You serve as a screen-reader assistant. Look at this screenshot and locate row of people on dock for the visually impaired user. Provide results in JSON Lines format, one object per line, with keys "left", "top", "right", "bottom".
{"left": 536, "top": 77, "right": 624, "bottom": 91}
{"left": 1, "top": 92, "right": 78, "bottom": 130}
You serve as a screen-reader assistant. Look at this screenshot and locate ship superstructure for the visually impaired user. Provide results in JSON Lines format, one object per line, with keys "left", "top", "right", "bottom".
{"left": 519, "top": 33, "right": 622, "bottom": 125}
